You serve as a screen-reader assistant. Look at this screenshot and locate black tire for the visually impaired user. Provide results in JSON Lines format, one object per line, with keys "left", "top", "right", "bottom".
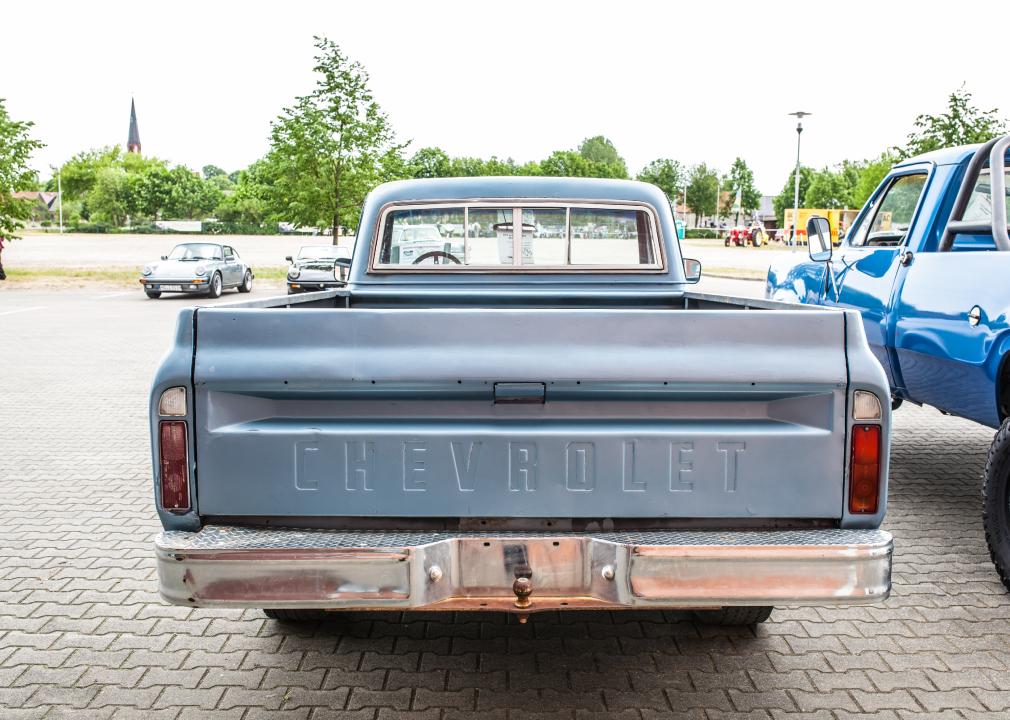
{"left": 238, "top": 270, "right": 253, "bottom": 293}
{"left": 263, "top": 608, "right": 331, "bottom": 622}
{"left": 983, "top": 418, "right": 1010, "bottom": 592}
{"left": 891, "top": 396, "right": 903, "bottom": 411}
{"left": 207, "top": 272, "right": 223, "bottom": 299}
{"left": 693, "top": 606, "right": 773, "bottom": 626}
{"left": 144, "top": 290, "right": 161, "bottom": 299}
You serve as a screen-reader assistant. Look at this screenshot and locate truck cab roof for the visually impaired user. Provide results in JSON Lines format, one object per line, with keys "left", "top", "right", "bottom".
{"left": 898, "top": 144, "right": 981, "bottom": 168}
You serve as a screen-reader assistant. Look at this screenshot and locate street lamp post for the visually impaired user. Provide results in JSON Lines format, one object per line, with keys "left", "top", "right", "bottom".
{"left": 714, "top": 175, "right": 720, "bottom": 232}
{"left": 788, "top": 111, "right": 811, "bottom": 252}
{"left": 57, "top": 166, "right": 64, "bottom": 234}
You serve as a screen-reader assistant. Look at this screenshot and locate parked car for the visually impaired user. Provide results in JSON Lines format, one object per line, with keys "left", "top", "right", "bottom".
{"left": 390, "top": 223, "right": 463, "bottom": 264}
{"left": 766, "top": 134, "right": 1010, "bottom": 588}
{"left": 150, "top": 176, "right": 892, "bottom": 628}
{"left": 286, "top": 244, "right": 352, "bottom": 294}
{"left": 140, "top": 242, "right": 253, "bottom": 299}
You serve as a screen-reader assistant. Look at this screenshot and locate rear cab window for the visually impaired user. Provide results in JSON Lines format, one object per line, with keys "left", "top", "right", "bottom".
{"left": 372, "top": 202, "right": 663, "bottom": 271}
{"left": 944, "top": 168, "right": 1010, "bottom": 252}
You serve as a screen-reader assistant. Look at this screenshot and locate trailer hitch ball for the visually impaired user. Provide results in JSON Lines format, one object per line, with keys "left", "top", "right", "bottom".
{"left": 512, "top": 564, "right": 533, "bottom": 610}
{"left": 513, "top": 576, "right": 533, "bottom": 609}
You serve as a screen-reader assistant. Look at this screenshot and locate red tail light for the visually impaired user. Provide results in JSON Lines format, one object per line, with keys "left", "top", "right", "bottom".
{"left": 159, "top": 420, "right": 190, "bottom": 511}
{"left": 849, "top": 424, "right": 881, "bottom": 514}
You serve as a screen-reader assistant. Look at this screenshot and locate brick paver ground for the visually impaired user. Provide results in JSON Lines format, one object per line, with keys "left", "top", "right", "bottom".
{"left": 2, "top": 286, "right": 1009, "bottom": 719}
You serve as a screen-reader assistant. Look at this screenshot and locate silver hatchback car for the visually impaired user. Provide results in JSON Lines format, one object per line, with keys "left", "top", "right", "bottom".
{"left": 140, "top": 242, "right": 254, "bottom": 299}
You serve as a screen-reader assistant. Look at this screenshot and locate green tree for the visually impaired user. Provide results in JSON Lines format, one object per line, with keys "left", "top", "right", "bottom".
{"left": 88, "top": 166, "right": 131, "bottom": 226}
{"left": 446, "top": 156, "right": 486, "bottom": 176}
{"left": 202, "top": 164, "right": 227, "bottom": 180}
{"left": 164, "top": 166, "right": 222, "bottom": 219}
{"left": 850, "top": 153, "right": 895, "bottom": 208}
{"left": 207, "top": 174, "right": 235, "bottom": 193}
{"left": 686, "top": 163, "right": 718, "bottom": 221}
{"left": 266, "top": 36, "right": 405, "bottom": 238}
{"left": 578, "top": 135, "right": 628, "bottom": 178}
{"left": 215, "top": 160, "right": 273, "bottom": 223}
{"left": 637, "top": 159, "right": 685, "bottom": 202}
{"left": 483, "top": 156, "right": 524, "bottom": 176}
{"left": 539, "top": 150, "right": 592, "bottom": 177}
{"left": 408, "top": 147, "right": 452, "bottom": 178}
{"left": 0, "top": 99, "right": 44, "bottom": 239}
{"left": 804, "top": 167, "right": 852, "bottom": 209}
{"left": 773, "top": 166, "right": 814, "bottom": 226}
{"left": 540, "top": 149, "right": 626, "bottom": 178}
{"left": 51, "top": 146, "right": 121, "bottom": 203}
{"left": 903, "top": 85, "right": 1007, "bottom": 158}
{"left": 724, "top": 157, "right": 761, "bottom": 221}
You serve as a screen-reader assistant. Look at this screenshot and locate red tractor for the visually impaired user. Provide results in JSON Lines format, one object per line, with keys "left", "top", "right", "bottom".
{"left": 724, "top": 224, "right": 765, "bottom": 247}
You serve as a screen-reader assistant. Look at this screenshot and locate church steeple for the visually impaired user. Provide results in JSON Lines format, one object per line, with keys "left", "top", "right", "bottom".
{"left": 127, "top": 98, "right": 141, "bottom": 154}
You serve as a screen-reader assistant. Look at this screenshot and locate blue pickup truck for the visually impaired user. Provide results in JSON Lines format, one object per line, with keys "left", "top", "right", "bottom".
{"left": 150, "top": 177, "right": 893, "bottom": 627}
{"left": 767, "top": 134, "right": 1010, "bottom": 588}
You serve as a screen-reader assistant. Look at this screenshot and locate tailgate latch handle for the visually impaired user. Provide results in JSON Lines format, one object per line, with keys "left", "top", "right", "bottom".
{"left": 493, "top": 382, "right": 546, "bottom": 405}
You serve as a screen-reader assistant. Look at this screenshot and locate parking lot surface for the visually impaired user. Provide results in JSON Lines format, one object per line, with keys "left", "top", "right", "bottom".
{"left": 2, "top": 284, "right": 1010, "bottom": 719}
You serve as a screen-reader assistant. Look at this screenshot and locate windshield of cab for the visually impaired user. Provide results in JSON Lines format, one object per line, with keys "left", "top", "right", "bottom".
{"left": 298, "top": 245, "right": 346, "bottom": 260}
{"left": 373, "top": 203, "right": 662, "bottom": 271}
{"left": 167, "top": 243, "right": 222, "bottom": 261}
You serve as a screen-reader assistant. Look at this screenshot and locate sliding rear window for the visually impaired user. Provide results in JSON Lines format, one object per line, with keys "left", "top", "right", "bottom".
{"left": 373, "top": 203, "right": 663, "bottom": 271}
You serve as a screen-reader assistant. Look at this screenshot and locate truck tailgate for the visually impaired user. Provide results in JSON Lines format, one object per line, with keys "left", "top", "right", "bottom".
{"left": 192, "top": 307, "right": 848, "bottom": 519}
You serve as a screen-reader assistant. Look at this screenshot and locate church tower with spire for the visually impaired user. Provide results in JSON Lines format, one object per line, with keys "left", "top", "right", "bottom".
{"left": 127, "top": 98, "right": 141, "bottom": 154}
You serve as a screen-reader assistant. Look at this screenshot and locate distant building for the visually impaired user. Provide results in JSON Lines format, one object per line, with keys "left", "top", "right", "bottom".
{"left": 757, "top": 195, "right": 777, "bottom": 229}
{"left": 11, "top": 191, "right": 60, "bottom": 225}
{"left": 127, "top": 98, "right": 141, "bottom": 154}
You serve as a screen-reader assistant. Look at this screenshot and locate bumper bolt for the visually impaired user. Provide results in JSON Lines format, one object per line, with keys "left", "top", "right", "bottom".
{"left": 601, "top": 565, "right": 615, "bottom": 581}
{"left": 428, "top": 565, "right": 443, "bottom": 583}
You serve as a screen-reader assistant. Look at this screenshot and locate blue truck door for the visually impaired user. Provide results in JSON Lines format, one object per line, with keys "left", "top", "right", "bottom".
{"left": 890, "top": 165, "right": 1010, "bottom": 427}
{"left": 821, "top": 169, "right": 931, "bottom": 387}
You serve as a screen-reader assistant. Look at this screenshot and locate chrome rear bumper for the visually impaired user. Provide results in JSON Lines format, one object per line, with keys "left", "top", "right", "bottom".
{"left": 156, "top": 526, "right": 892, "bottom": 611}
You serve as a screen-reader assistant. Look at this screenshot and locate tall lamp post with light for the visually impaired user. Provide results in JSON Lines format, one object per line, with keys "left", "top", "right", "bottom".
{"left": 788, "top": 111, "right": 811, "bottom": 252}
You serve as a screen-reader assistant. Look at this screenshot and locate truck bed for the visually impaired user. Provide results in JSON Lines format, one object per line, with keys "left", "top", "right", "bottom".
{"left": 152, "top": 289, "right": 885, "bottom": 531}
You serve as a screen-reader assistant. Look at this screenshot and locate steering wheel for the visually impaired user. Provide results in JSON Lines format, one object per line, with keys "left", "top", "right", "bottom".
{"left": 412, "top": 250, "right": 461, "bottom": 265}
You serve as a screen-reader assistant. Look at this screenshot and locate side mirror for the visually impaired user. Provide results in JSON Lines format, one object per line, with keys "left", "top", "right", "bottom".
{"left": 285, "top": 255, "right": 293, "bottom": 263}
{"left": 807, "top": 216, "right": 833, "bottom": 262}
{"left": 682, "top": 257, "right": 702, "bottom": 283}
{"left": 334, "top": 257, "right": 352, "bottom": 268}
{"left": 160, "top": 255, "right": 167, "bottom": 261}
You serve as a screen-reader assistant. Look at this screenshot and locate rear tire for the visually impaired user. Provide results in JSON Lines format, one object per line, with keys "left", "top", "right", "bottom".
{"left": 263, "top": 609, "right": 332, "bottom": 622}
{"left": 239, "top": 270, "right": 253, "bottom": 293}
{"left": 983, "top": 418, "right": 1010, "bottom": 592}
{"left": 694, "top": 606, "right": 773, "bottom": 626}
{"left": 144, "top": 290, "right": 161, "bottom": 299}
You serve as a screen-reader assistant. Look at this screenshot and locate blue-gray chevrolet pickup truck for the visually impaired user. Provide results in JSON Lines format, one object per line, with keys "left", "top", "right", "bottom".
{"left": 150, "top": 177, "right": 893, "bottom": 626}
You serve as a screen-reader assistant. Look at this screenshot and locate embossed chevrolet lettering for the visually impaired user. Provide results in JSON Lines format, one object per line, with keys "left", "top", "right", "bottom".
{"left": 152, "top": 176, "right": 893, "bottom": 629}
{"left": 304, "top": 439, "right": 749, "bottom": 494}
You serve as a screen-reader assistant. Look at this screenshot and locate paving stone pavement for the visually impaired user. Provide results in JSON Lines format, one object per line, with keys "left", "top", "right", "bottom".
{"left": 2, "top": 287, "right": 1010, "bottom": 719}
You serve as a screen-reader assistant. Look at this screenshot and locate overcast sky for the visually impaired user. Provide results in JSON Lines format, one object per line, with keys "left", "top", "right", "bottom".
{"left": 3, "top": 0, "right": 1007, "bottom": 194}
